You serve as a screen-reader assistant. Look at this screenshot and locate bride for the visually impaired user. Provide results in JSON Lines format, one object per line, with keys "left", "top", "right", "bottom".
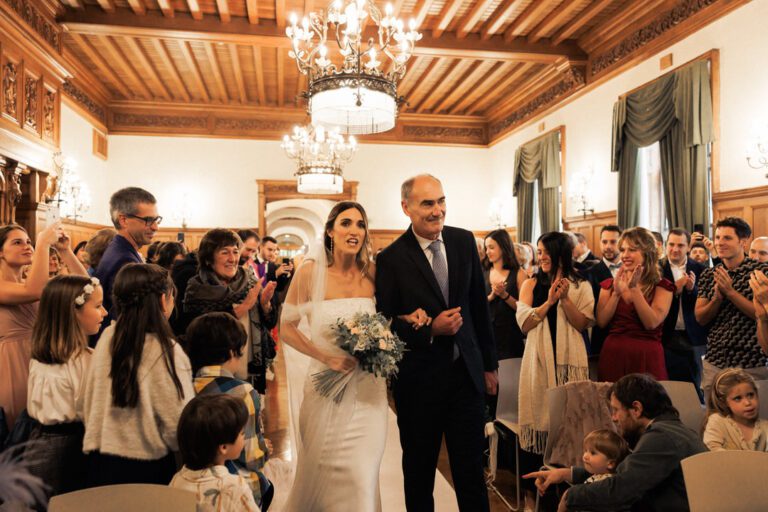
{"left": 280, "top": 201, "right": 429, "bottom": 511}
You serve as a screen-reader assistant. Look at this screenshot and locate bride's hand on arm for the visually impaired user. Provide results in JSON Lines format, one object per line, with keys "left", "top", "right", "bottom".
{"left": 398, "top": 308, "right": 432, "bottom": 330}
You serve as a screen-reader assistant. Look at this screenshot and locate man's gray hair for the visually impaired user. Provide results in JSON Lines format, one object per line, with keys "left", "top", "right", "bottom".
{"left": 109, "top": 187, "right": 156, "bottom": 229}
{"left": 574, "top": 232, "right": 587, "bottom": 244}
{"left": 401, "top": 174, "right": 442, "bottom": 203}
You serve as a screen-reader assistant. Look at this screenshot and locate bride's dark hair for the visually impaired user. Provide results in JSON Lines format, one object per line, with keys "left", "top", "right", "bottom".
{"left": 324, "top": 201, "right": 373, "bottom": 276}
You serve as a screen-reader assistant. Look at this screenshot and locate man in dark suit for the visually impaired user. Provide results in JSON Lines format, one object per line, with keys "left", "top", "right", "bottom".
{"left": 92, "top": 187, "right": 159, "bottom": 344}
{"left": 571, "top": 231, "right": 599, "bottom": 272}
{"left": 661, "top": 228, "right": 708, "bottom": 401}
{"left": 375, "top": 174, "right": 497, "bottom": 512}
{"left": 585, "top": 225, "right": 623, "bottom": 355}
{"left": 255, "top": 235, "right": 292, "bottom": 294}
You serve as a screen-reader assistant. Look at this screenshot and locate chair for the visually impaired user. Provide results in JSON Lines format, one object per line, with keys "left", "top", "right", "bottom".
{"left": 660, "top": 381, "right": 706, "bottom": 433}
{"left": 48, "top": 484, "right": 197, "bottom": 512}
{"left": 492, "top": 357, "right": 523, "bottom": 511}
{"left": 681, "top": 450, "right": 768, "bottom": 511}
{"left": 754, "top": 380, "right": 768, "bottom": 419}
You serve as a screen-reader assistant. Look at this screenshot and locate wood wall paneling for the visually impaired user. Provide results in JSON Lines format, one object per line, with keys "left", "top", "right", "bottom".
{"left": 712, "top": 185, "right": 768, "bottom": 245}
{"left": 563, "top": 210, "right": 618, "bottom": 259}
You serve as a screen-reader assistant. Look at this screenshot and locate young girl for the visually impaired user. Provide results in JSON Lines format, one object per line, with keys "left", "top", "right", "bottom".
{"left": 581, "top": 429, "right": 629, "bottom": 483}
{"left": 703, "top": 368, "right": 768, "bottom": 451}
{"left": 171, "top": 394, "right": 260, "bottom": 511}
{"left": 25, "top": 275, "right": 106, "bottom": 498}
{"left": 82, "top": 263, "right": 194, "bottom": 486}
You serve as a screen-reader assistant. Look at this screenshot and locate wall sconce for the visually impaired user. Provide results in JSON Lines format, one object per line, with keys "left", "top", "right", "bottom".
{"left": 746, "top": 126, "right": 768, "bottom": 178}
{"left": 569, "top": 168, "right": 595, "bottom": 218}
{"left": 488, "top": 197, "right": 509, "bottom": 229}
{"left": 52, "top": 151, "right": 91, "bottom": 223}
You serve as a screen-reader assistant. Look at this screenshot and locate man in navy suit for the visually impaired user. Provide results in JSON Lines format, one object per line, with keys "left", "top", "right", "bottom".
{"left": 585, "top": 225, "right": 623, "bottom": 355}
{"left": 376, "top": 174, "right": 497, "bottom": 512}
{"left": 661, "top": 228, "right": 708, "bottom": 401}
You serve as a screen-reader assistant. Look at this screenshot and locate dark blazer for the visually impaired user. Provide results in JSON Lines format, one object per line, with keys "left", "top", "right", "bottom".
{"left": 91, "top": 234, "right": 143, "bottom": 343}
{"left": 375, "top": 225, "right": 497, "bottom": 393}
{"left": 256, "top": 260, "right": 290, "bottom": 293}
{"left": 567, "top": 412, "right": 707, "bottom": 512}
{"left": 585, "top": 260, "right": 615, "bottom": 354}
{"left": 661, "top": 258, "right": 708, "bottom": 346}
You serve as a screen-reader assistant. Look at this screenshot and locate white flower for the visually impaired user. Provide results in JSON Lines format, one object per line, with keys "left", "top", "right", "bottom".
{"left": 90, "top": 277, "right": 100, "bottom": 286}
{"left": 75, "top": 296, "right": 85, "bottom": 306}
{"left": 83, "top": 284, "right": 94, "bottom": 294}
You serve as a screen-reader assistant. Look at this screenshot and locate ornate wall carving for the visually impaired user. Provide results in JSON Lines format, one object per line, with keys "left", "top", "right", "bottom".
{"left": 591, "top": 0, "right": 717, "bottom": 76}
{"left": 1, "top": 0, "right": 61, "bottom": 51}
{"left": 61, "top": 81, "right": 106, "bottom": 124}
{"left": 215, "top": 118, "right": 295, "bottom": 131}
{"left": 24, "top": 75, "right": 38, "bottom": 131}
{"left": 402, "top": 125, "right": 486, "bottom": 144}
{"left": 42, "top": 88, "right": 55, "bottom": 140}
{"left": 112, "top": 112, "right": 208, "bottom": 129}
{"left": 3, "top": 62, "right": 18, "bottom": 119}
{"left": 489, "top": 67, "right": 586, "bottom": 138}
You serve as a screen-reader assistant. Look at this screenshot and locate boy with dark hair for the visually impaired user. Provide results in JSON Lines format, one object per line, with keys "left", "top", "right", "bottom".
{"left": 170, "top": 394, "right": 259, "bottom": 511}
{"left": 188, "top": 312, "right": 273, "bottom": 510}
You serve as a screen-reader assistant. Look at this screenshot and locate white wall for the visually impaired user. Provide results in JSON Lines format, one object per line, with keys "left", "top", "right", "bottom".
{"left": 61, "top": 104, "right": 493, "bottom": 230}
{"left": 60, "top": 0, "right": 766, "bottom": 229}
{"left": 489, "top": 0, "right": 768, "bottom": 219}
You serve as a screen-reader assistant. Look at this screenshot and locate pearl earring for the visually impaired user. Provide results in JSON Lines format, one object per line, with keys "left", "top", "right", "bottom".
{"left": 330, "top": 237, "right": 334, "bottom": 253}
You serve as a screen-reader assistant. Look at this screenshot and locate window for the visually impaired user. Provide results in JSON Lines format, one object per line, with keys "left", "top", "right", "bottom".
{"left": 636, "top": 142, "right": 667, "bottom": 234}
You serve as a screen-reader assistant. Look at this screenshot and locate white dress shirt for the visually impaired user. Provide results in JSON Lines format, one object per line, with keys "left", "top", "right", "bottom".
{"left": 412, "top": 227, "right": 447, "bottom": 273}
{"left": 27, "top": 349, "right": 92, "bottom": 425}
{"left": 603, "top": 258, "right": 621, "bottom": 278}
{"left": 669, "top": 258, "right": 688, "bottom": 330}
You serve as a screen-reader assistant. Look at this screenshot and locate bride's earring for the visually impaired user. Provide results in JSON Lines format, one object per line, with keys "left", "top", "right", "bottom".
{"left": 330, "top": 237, "right": 334, "bottom": 253}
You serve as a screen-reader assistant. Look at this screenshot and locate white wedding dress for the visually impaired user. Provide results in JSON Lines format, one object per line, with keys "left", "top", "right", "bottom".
{"left": 283, "top": 297, "right": 388, "bottom": 511}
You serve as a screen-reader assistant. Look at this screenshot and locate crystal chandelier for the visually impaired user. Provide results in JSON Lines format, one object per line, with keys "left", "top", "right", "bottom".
{"left": 281, "top": 124, "right": 357, "bottom": 194}
{"left": 286, "top": 0, "right": 421, "bottom": 135}
{"left": 52, "top": 151, "right": 91, "bottom": 223}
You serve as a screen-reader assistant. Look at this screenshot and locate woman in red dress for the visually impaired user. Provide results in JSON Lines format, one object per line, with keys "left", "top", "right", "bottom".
{"left": 597, "top": 227, "right": 674, "bottom": 381}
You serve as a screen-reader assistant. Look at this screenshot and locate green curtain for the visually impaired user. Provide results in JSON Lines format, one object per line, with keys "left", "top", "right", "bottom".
{"left": 611, "top": 60, "right": 713, "bottom": 231}
{"left": 513, "top": 131, "right": 561, "bottom": 240}
{"left": 659, "top": 60, "right": 713, "bottom": 231}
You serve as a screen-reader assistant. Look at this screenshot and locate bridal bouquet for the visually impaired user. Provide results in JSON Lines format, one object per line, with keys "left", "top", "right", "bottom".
{"left": 312, "top": 311, "right": 405, "bottom": 404}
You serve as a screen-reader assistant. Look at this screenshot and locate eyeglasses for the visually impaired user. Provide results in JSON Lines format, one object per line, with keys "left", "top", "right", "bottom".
{"left": 124, "top": 214, "right": 163, "bottom": 226}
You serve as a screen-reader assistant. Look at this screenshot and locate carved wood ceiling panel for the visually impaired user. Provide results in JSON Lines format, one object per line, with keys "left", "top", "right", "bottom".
{"left": 42, "top": 0, "right": 748, "bottom": 145}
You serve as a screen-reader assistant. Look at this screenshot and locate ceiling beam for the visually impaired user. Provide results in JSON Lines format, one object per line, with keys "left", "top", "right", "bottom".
{"left": 449, "top": 60, "right": 511, "bottom": 114}
{"left": 503, "top": 0, "right": 557, "bottom": 42}
{"left": 177, "top": 40, "right": 211, "bottom": 101}
{"left": 156, "top": 0, "right": 174, "bottom": 18}
{"left": 416, "top": 59, "right": 473, "bottom": 113}
{"left": 432, "top": 60, "right": 493, "bottom": 113}
{"left": 480, "top": 0, "right": 526, "bottom": 40}
{"left": 527, "top": 0, "right": 581, "bottom": 44}
{"left": 432, "top": 0, "right": 464, "bottom": 38}
{"left": 203, "top": 42, "right": 229, "bottom": 102}
{"left": 277, "top": 48, "right": 285, "bottom": 107}
{"left": 186, "top": 0, "right": 203, "bottom": 21}
{"left": 397, "top": 55, "right": 429, "bottom": 99}
{"left": 579, "top": 0, "right": 671, "bottom": 52}
{"left": 456, "top": 0, "right": 496, "bottom": 39}
{"left": 125, "top": 0, "right": 146, "bottom": 16}
{"left": 252, "top": 46, "right": 267, "bottom": 105}
{"left": 406, "top": 58, "right": 451, "bottom": 112}
{"left": 68, "top": 32, "right": 133, "bottom": 99}
{"left": 489, "top": 63, "right": 562, "bottom": 119}
{"left": 246, "top": 0, "right": 259, "bottom": 24}
{"left": 60, "top": 8, "right": 587, "bottom": 64}
{"left": 550, "top": 0, "right": 613, "bottom": 46}
{"left": 122, "top": 36, "right": 173, "bottom": 100}
{"left": 276, "top": 0, "right": 287, "bottom": 29}
{"left": 228, "top": 45, "right": 247, "bottom": 103}
{"left": 151, "top": 39, "right": 192, "bottom": 102}
{"left": 411, "top": 0, "right": 436, "bottom": 29}
{"left": 94, "top": 0, "right": 115, "bottom": 13}
{"left": 216, "top": 0, "right": 231, "bottom": 23}
{"left": 465, "top": 61, "right": 534, "bottom": 114}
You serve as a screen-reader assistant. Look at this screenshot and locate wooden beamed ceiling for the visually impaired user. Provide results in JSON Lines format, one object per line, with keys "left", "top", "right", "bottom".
{"left": 50, "top": 0, "right": 741, "bottom": 145}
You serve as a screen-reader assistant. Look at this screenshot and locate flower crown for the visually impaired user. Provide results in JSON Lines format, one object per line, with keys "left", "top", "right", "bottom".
{"left": 75, "top": 277, "right": 100, "bottom": 306}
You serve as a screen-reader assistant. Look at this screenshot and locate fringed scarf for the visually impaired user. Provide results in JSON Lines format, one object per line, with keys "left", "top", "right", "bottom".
{"left": 515, "top": 279, "right": 593, "bottom": 454}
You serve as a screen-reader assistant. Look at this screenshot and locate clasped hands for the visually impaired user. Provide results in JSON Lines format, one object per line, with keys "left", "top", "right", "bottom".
{"left": 612, "top": 266, "right": 643, "bottom": 300}
{"left": 712, "top": 266, "right": 735, "bottom": 301}
{"left": 546, "top": 275, "right": 570, "bottom": 306}
{"left": 750, "top": 269, "right": 768, "bottom": 319}
{"left": 674, "top": 271, "right": 696, "bottom": 295}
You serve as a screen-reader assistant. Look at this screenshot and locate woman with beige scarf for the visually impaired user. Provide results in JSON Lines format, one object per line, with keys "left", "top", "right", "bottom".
{"left": 515, "top": 231, "right": 594, "bottom": 511}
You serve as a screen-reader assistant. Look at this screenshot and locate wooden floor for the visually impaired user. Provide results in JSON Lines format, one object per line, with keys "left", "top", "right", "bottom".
{"left": 263, "top": 340, "right": 522, "bottom": 511}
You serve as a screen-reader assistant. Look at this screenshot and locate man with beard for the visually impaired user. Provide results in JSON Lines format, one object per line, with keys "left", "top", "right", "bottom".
{"left": 585, "top": 225, "right": 622, "bottom": 355}
{"left": 525, "top": 373, "right": 706, "bottom": 512}
{"left": 92, "top": 187, "right": 160, "bottom": 342}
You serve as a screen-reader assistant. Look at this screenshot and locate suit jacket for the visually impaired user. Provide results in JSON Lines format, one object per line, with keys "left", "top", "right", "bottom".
{"left": 661, "top": 258, "right": 708, "bottom": 347}
{"left": 574, "top": 251, "right": 600, "bottom": 273}
{"left": 375, "top": 225, "right": 497, "bottom": 393}
{"left": 91, "top": 234, "right": 143, "bottom": 344}
{"left": 256, "top": 260, "right": 290, "bottom": 293}
{"left": 567, "top": 412, "right": 707, "bottom": 512}
{"left": 585, "top": 260, "right": 615, "bottom": 355}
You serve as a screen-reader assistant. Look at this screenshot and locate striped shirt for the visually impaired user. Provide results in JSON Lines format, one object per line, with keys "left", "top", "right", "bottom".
{"left": 194, "top": 366, "right": 270, "bottom": 506}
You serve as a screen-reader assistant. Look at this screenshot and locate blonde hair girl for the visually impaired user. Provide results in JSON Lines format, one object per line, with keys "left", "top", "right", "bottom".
{"left": 703, "top": 368, "right": 768, "bottom": 451}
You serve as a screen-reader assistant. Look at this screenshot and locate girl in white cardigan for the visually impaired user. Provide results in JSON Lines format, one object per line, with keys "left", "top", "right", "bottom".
{"left": 703, "top": 367, "right": 768, "bottom": 451}
{"left": 25, "top": 275, "right": 106, "bottom": 498}
{"left": 82, "top": 263, "right": 194, "bottom": 486}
